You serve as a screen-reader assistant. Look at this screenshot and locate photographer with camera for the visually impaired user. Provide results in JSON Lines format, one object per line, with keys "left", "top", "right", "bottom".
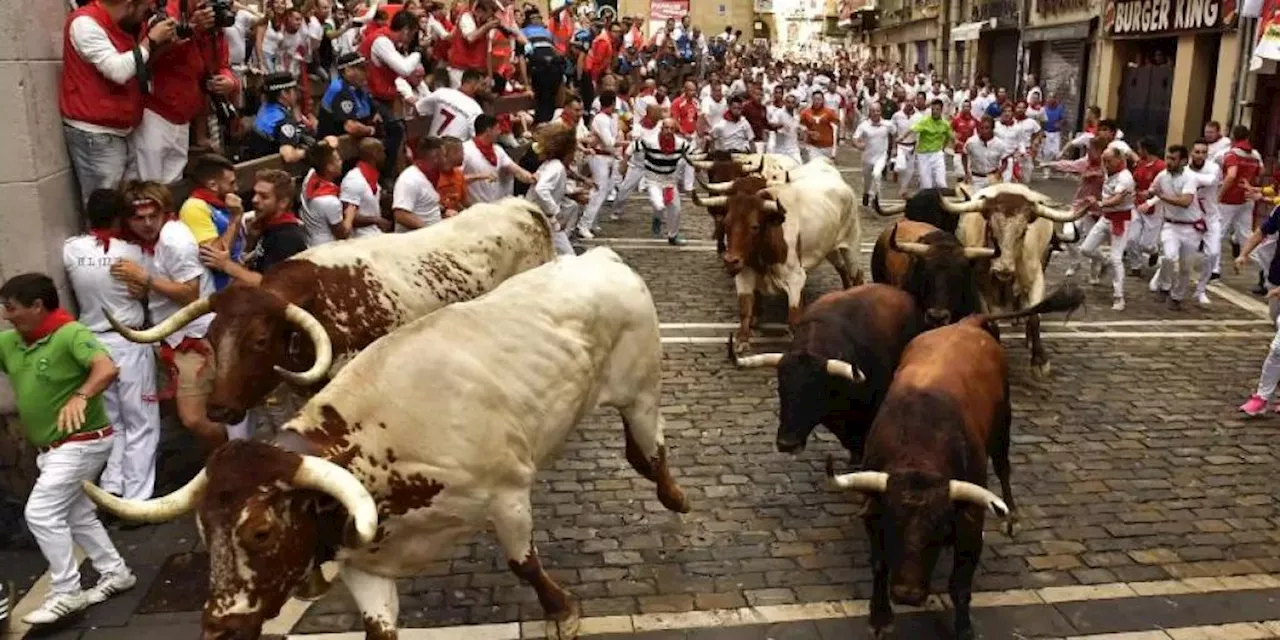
{"left": 60, "top": 0, "right": 177, "bottom": 204}
{"left": 358, "top": 10, "right": 424, "bottom": 182}
{"left": 446, "top": 0, "right": 503, "bottom": 88}
{"left": 133, "top": 0, "right": 240, "bottom": 184}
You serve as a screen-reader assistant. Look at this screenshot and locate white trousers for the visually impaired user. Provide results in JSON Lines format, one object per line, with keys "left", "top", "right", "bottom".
{"left": 27, "top": 437, "right": 127, "bottom": 595}
{"left": 1125, "top": 212, "right": 1162, "bottom": 270}
{"left": 894, "top": 144, "right": 916, "bottom": 193}
{"left": 1082, "top": 215, "right": 1130, "bottom": 299}
{"left": 862, "top": 153, "right": 887, "bottom": 198}
{"left": 549, "top": 202, "right": 580, "bottom": 256}
{"left": 132, "top": 109, "right": 191, "bottom": 184}
{"left": 1039, "top": 131, "right": 1061, "bottom": 164}
{"left": 613, "top": 159, "right": 645, "bottom": 212}
{"left": 1197, "top": 209, "right": 1224, "bottom": 292}
{"left": 1220, "top": 202, "right": 1255, "bottom": 248}
{"left": 1065, "top": 213, "right": 1098, "bottom": 270}
{"left": 678, "top": 136, "right": 697, "bottom": 192}
{"left": 1156, "top": 222, "right": 1203, "bottom": 301}
{"left": 581, "top": 155, "right": 616, "bottom": 232}
{"left": 97, "top": 333, "right": 160, "bottom": 501}
{"left": 647, "top": 183, "right": 681, "bottom": 238}
{"left": 916, "top": 151, "right": 946, "bottom": 189}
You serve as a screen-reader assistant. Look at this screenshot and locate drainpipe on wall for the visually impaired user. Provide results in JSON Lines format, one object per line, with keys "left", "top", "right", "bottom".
{"left": 1230, "top": 17, "right": 1257, "bottom": 128}
{"left": 942, "top": 0, "right": 952, "bottom": 82}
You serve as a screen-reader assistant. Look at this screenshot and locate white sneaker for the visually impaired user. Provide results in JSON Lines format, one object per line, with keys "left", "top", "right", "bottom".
{"left": 1064, "top": 265, "right": 1076, "bottom": 277}
{"left": 608, "top": 213, "right": 622, "bottom": 222}
{"left": 1196, "top": 292, "right": 1211, "bottom": 306}
{"left": 1111, "top": 298, "right": 1126, "bottom": 311}
{"left": 1148, "top": 272, "right": 1160, "bottom": 293}
{"left": 22, "top": 591, "right": 88, "bottom": 625}
{"left": 575, "top": 227, "right": 595, "bottom": 240}
{"left": 85, "top": 570, "right": 137, "bottom": 605}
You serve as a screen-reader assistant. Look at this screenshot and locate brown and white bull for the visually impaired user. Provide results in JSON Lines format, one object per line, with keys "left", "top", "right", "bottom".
{"left": 108, "top": 198, "right": 555, "bottom": 423}
{"left": 937, "top": 183, "right": 1086, "bottom": 378}
{"left": 697, "top": 164, "right": 861, "bottom": 352}
{"left": 688, "top": 152, "right": 800, "bottom": 184}
{"left": 827, "top": 284, "right": 1084, "bottom": 640}
{"left": 85, "top": 248, "right": 689, "bottom": 640}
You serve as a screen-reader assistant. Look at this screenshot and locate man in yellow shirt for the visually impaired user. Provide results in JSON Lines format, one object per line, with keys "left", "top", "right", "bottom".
{"left": 177, "top": 154, "right": 244, "bottom": 292}
{"left": 911, "top": 99, "right": 953, "bottom": 190}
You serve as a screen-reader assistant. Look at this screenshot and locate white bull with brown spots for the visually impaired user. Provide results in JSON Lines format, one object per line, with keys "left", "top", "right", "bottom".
{"left": 938, "top": 183, "right": 1088, "bottom": 378}
{"left": 84, "top": 248, "right": 689, "bottom": 640}
{"left": 108, "top": 198, "right": 556, "bottom": 426}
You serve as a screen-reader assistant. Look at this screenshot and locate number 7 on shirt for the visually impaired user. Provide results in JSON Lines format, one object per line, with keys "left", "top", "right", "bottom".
{"left": 436, "top": 108, "right": 455, "bottom": 136}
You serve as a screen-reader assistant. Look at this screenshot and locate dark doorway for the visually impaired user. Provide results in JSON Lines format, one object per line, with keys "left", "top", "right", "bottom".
{"left": 1118, "top": 38, "right": 1176, "bottom": 149}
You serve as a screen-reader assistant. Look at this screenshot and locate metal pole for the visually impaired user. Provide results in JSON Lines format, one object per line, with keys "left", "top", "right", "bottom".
{"left": 1230, "top": 17, "right": 1257, "bottom": 128}
{"left": 941, "top": 0, "right": 952, "bottom": 82}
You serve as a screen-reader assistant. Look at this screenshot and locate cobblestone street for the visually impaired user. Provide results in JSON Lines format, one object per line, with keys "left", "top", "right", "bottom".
{"left": 8, "top": 152, "right": 1280, "bottom": 640}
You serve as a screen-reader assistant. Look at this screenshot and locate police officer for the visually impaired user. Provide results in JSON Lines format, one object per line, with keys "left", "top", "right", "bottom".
{"left": 319, "top": 52, "right": 378, "bottom": 139}
{"left": 246, "top": 72, "right": 317, "bottom": 163}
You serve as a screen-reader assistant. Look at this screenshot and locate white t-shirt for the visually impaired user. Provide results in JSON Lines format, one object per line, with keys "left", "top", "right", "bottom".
{"left": 1189, "top": 161, "right": 1222, "bottom": 217}
{"left": 699, "top": 84, "right": 730, "bottom": 102}
{"left": 225, "top": 10, "right": 259, "bottom": 67}
{"left": 854, "top": 118, "right": 894, "bottom": 161}
{"left": 268, "top": 26, "right": 311, "bottom": 76}
{"left": 418, "top": 87, "right": 484, "bottom": 140}
{"left": 300, "top": 168, "right": 344, "bottom": 247}
{"left": 144, "top": 221, "right": 215, "bottom": 346}
{"left": 339, "top": 168, "right": 384, "bottom": 238}
{"left": 711, "top": 117, "right": 755, "bottom": 152}
{"left": 1100, "top": 169, "right": 1136, "bottom": 214}
{"left": 965, "top": 135, "right": 1012, "bottom": 176}
{"left": 1149, "top": 169, "right": 1201, "bottom": 223}
{"left": 392, "top": 165, "right": 443, "bottom": 231}
{"left": 462, "top": 139, "right": 516, "bottom": 203}
{"left": 590, "top": 112, "right": 619, "bottom": 154}
{"left": 700, "top": 96, "right": 728, "bottom": 130}
{"left": 1207, "top": 136, "right": 1233, "bottom": 162}
{"left": 995, "top": 118, "right": 1041, "bottom": 153}
{"left": 63, "top": 235, "right": 147, "bottom": 333}
{"left": 891, "top": 109, "right": 924, "bottom": 145}
{"left": 768, "top": 106, "right": 801, "bottom": 154}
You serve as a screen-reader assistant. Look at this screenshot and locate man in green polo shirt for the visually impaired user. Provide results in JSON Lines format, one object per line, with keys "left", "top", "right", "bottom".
{"left": 911, "top": 98, "right": 954, "bottom": 190}
{"left": 0, "top": 273, "right": 137, "bottom": 625}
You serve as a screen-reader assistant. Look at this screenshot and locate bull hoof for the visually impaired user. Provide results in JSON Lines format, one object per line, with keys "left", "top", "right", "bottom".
{"left": 294, "top": 569, "right": 333, "bottom": 601}
{"left": 658, "top": 482, "right": 692, "bottom": 513}
{"left": 1004, "top": 514, "right": 1020, "bottom": 538}
{"left": 871, "top": 623, "right": 895, "bottom": 639}
{"left": 733, "top": 335, "right": 752, "bottom": 355}
{"left": 545, "top": 600, "right": 582, "bottom": 640}
{"left": 1030, "top": 362, "right": 1051, "bottom": 380}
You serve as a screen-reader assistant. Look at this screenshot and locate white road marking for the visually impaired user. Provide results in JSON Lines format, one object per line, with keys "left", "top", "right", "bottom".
{"left": 282, "top": 574, "right": 1280, "bottom": 639}
{"left": 1207, "top": 282, "right": 1272, "bottom": 319}
{"left": 661, "top": 332, "right": 1272, "bottom": 344}
{"left": 659, "top": 319, "right": 1273, "bottom": 330}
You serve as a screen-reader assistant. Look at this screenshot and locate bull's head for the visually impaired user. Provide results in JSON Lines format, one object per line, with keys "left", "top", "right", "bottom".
{"left": 732, "top": 345, "right": 864, "bottom": 453}
{"left": 889, "top": 225, "right": 994, "bottom": 327}
{"left": 939, "top": 184, "right": 1084, "bottom": 283}
{"left": 721, "top": 190, "right": 788, "bottom": 275}
{"left": 107, "top": 285, "right": 334, "bottom": 425}
{"left": 83, "top": 440, "right": 379, "bottom": 640}
{"left": 827, "top": 463, "right": 1009, "bottom": 606}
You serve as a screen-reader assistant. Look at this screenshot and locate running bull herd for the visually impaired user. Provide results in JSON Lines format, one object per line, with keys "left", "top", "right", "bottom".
{"left": 82, "top": 156, "right": 1090, "bottom": 640}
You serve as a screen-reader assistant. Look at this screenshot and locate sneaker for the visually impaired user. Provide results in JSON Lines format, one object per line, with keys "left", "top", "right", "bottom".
{"left": 1210, "top": 272, "right": 1222, "bottom": 281}
{"left": 1111, "top": 298, "right": 1125, "bottom": 311}
{"left": 1087, "top": 264, "right": 1101, "bottom": 286}
{"left": 861, "top": 192, "right": 870, "bottom": 207}
{"left": 668, "top": 234, "right": 687, "bottom": 246}
{"left": 576, "top": 227, "right": 595, "bottom": 240}
{"left": 22, "top": 591, "right": 87, "bottom": 625}
{"left": 85, "top": 570, "right": 137, "bottom": 605}
{"left": 1155, "top": 289, "right": 1169, "bottom": 301}
{"left": 1168, "top": 299, "right": 1182, "bottom": 311}
{"left": 651, "top": 217, "right": 662, "bottom": 237}
{"left": 1064, "top": 265, "right": 1076, "bottom": 277}
{"left": 1195, "top": 292, "right": 1211, "bottom": 306}
{"left": 608, "top": 212, "right": 622, "bottom": 222}
{"left": 1240, "top": 394, "right": 1268, "bottom": 417}
{"left": 1149, "top": 273, "right": 1161, "bottom": 293}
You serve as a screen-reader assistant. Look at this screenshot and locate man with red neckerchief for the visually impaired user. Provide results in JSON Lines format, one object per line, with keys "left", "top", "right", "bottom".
{"left": 610, "top": 102, "right": 664, "bottom": 222}
{"left": 1220, "top": 125, "right": 1264, "bottom": 267}
{"left": 670, "top": 80, "right": 700, "bottom": 192}
{"left": 340, "top": 138, "right": 396, "bottom": 238}
{"left": 300, "top": 143, "right": 354, "bottom": 246}
{"left": 198, "top": 170, "right": 308, "bottom": 286}
{"left": 134, "top": 0, "right": 239, "bottom": 184}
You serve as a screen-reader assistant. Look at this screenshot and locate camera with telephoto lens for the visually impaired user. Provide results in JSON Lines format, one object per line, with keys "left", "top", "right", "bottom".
{"left": 155, "top": 0, "right": 235, "bottom": 38}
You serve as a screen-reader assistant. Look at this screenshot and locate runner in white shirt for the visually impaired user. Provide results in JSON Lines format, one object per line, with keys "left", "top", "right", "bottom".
{"left": 890, "top": 95, "right": 926, "bottom": 198}
{"left": 463, "top": 115, "right": 534, "bottom": 204}
{"left": 64, "top": 190, "right": 158, "bottom": 502}
{"left": 993, "top": 103, "right": 1041, "bottom": 183}
{"left": 709, "top": 96, "right": 755, "bottom": 153}
{"left": 416, "top": 71, "right": 486, "bottom": 141}
{"left": 1081, "top": 149, "right": 1137, "bottom": 310}
{"left": 1139, "top": 144, "right": 1206, "bottom": 307}
{"left": 299, "top": 144, "right": 351, "bottom": 246}
{"left": 963, "top": 117, "right": 1013, "bottom": 189}
{"left": 339, "top": 139, "right": 392, "bottom": 238}
{"left": 1204, "top": 121, "right": 1233, "bottom": 161}
{"left": 1189, "top": 140, "right": 1225, "bottom": 303}
{"left": 700, "top": 87, "right": 729, "bottom": 131}
{"left": 768, "top": 93, "right": 803, "bottom": 163}
{"left": 580, "top": 91, "right": 623, "bottom": 238}
{"left": 854, "top": 103, "right": 895, "bottom": 206}
{"left": 392, "top": 138, "right": 446, "bottom": 231}
{"left": 699, "top": 72, "right": 730, "bottom": 101}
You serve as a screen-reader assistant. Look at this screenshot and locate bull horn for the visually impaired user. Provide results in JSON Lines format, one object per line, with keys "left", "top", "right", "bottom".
{"left": 894, "top": 241, "right": 932, "bottom": 257}
{"left": 1034, "top": 202, "right": 1088, "bottom": 223}
{"left": 874, "top": 200, "right": 906, "bottom": 216}
{"left": 687, "top": 153, "right": 708, "bottom": 161}
{"left": 691, "top": 159, "right": 714, "bottom": 170}
{"left": 696, "top": 175, "right": 736, "bottom": 194}
{"left": 940, "top": 196, "right": 986, "bottom": 215}
{"left": 953, "top": 183, "right": 973, "bottom": 200}
{"left": 693, "top": 194, "right": 728, "bottom": 208}
{"left": 825, "top": 359, "right": 865, "bottom": 382}
{"left": 760, "top": 200, "right": 780, "bottom": 213}
{"left": 291, "top": 456, "right": 379, "bottom": 545}
{"left": 827, "top": 467, "right": 889, "bottom": 493}
{"left": 82, "top": 469, "right": 208, "bottom": 523}
{"left": 949, "top": 480, "right": 1010, "bottom": 517}
{"left": 962, "top": 247, "right": 997, "bottom": 260}
{"left": 107, "top": 298, "right": 212, "bottom": 344}
{"left": 736, "top": 353, "right": 783, "bottom": 368}
{"left": 273, "top": 305, "right": 335, "bottom": 386}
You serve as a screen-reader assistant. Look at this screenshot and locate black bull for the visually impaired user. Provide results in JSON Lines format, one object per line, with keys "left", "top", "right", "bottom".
{"left": 870, "top": 220, "right": 993, "bottom": 328}
{"left": 730, "top": 284, "right": 927, "bottom": 462}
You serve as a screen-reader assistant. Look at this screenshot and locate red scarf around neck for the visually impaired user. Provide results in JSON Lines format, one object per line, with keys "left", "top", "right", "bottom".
{"left": 641, "top": 116, "right": 658, "bottom": 129}
{"left": 474, "top": 138, "right": 499, "bottom": 167}
{"left": 90, "top": 229, "right": 117, "bottom": 253}
{"left": 190, "top": 187, "right": 227, "bottom": 209}
{"left": 264, "top": 211, "right": 302, "bottom": 229}
{"left": 357, "top": 161, "right": 380, "bottom": 196}
{"left": 304, "top": 170, "right": 340, "bottom": 200}
{"left": 561, "top": 111, "right": 577, "bottom": 127}
{"left": 723, "top": 111, "right": 740, "bottom": 123}
{"left": 22, "top": 308, "right": 74, "bottom": 345}
{"left": 658, "top": 132, "right": 676, "bottom": 153}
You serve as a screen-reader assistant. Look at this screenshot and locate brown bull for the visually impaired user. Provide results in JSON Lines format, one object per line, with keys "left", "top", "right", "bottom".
{"left": 827, "top": 284, "right": 1084, "bottom": 640}
{"left": 689, "top": 151, "right": 751, "bottom": 252}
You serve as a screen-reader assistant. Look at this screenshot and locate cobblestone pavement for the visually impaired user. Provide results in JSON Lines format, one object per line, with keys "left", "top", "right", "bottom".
{"left": 9, "top": 150, "right": 1280, "bottom": 639}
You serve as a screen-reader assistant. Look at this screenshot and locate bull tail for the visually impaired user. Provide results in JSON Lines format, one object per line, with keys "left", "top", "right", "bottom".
{"left": 982, "top": 283, "right": 1086, "bottom": 324}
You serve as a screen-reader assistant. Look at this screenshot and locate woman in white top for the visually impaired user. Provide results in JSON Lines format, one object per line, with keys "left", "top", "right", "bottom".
{"left": 527, "top": 122, "right": 589, "bottom": 256}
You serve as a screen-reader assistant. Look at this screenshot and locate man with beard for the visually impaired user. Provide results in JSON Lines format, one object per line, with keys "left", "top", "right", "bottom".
{"left": 1189, "top": 139, "right": 1224, "bottom": 303}
{"left": 299, "top": 142, "right": 354, "bottom": 246}
{"left": 890, "top": 92, "right": 924, "bottom": 196}
{"left": 769, "top": 91, "right": 804, "bottom": 164}
{"left": 360, "top": 10, "right": 424, "bottom": 179}
{"left": 198, "top": 170, "right": 309, "bottom": 286}
{"left": 339, "top": 138, "right": 395, "bottom": 238}
{"left": 711, "top": 95, "right": 755, "bottom": 154}
{"left": 1139, "top": 145, "right": 1204, "bottom": 310}
{"left": 463, "top": 114, "right": 536, "bottom": 203}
